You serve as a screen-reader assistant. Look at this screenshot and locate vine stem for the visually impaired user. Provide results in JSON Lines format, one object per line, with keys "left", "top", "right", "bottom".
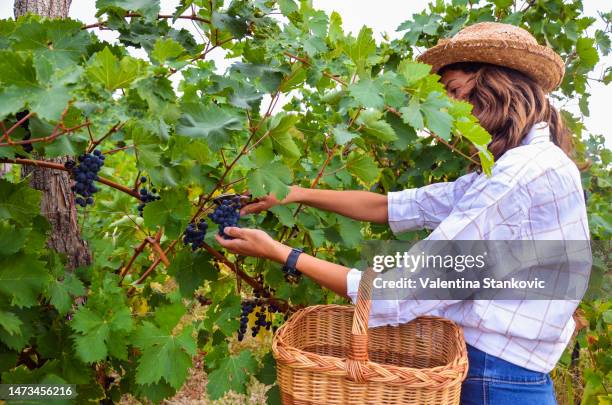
{"left": 0, "top": 121, "right": 92, "bottom": 147}
{"left": 82, "top": 13, "right": 211, "bottom": 30}
{"left": 0, "top": 157, "right": 141, "bottom": 199}
{"left": 119, "top": 239, "right": 149, "bottom": 282}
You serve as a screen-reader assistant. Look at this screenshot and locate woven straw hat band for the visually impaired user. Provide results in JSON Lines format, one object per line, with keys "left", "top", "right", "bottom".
{"left": 417, "top": 22, "right": 565, "bottom": 93}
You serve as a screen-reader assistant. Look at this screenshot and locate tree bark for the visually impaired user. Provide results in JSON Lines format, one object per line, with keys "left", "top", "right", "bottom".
{"left": 15, "top": 0, "right": 91, "bottom": 269}
{"left": 14, "top": 0, "right": 72, "bottom": 18}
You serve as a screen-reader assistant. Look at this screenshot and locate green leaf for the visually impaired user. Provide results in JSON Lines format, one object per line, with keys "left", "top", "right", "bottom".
{"left": 96, "top": 0, "right": 161, "bottom": 21}
{"left": 47, "top": 273, "right": 86, "bottom": 316}
{"left": 0, "top": 310, "right": 22, "bottom": 336}
{"left": 576, "top": 37, "right": 599, "bottom": 69}
{"left": 349, "top": 79, "right": 384, "bottom": 109}
{"left": 399, "top": 97, "right": 424, "bottom": 130}
{"left": 397, "top": 60, "right": 431, "bottom": 86}
{"left": 455, "top": 120, "right": 491, "bottom": 146}
{"left": 267, "top": 114, "right": 301, "bottom": 161}
{"left": 87, "top": 47, "right": 146, "bottom": 91}
{"left": 0, "top": 253, "right": 48, "bottom": 308}
{"left": 72, "top": 305, "right": 132, "bottom": 363}
{"left": 143, "top": 189, "right": 192, "bottom": 239}
{"left": 256, "top": 352, "right": 277, "bottom": 385}
{"left": 207, "top": 350, "right": 258, "bottom": 400}
{"left": 356, "top": 110, "right": 398, "bottom": 142}
{"left": 133, "top": 322, "right": 196, "bottom": 389}
{"left": 278, "top": 0, "right": 298, "bottom": 16}
{"left": 168, "top": 251, "right": 218, "bottom": 298}
{"left": 0, "top": 222, "right": 29, "bottom": 255}
{"left": 421, "top": 92, "right": 453, "bottom": 140}
{"left": 328, "top": 11, "right": 343, "bottom": 42}
{"left": 346, "top": 152, "right": 379, "bottom": 184}
{"left": 176, "top": 103, "right": 244, "bottom": 151}
{"left": 151, "top": 38, "right": 184, "bottom": 63}
{"left": 212, "top": 11, "right": 248, "bottom": 39}
{"left": 332, "top": 124, "right": 358, "bottom": 145}
{"left": 346, "top": 26, "right": 376, "bottom": 66}
{"left": 492, "top": 0, "right": 513, "bottom": 8}
{"left": 247, "top": 162, "right": 292, "bottom": 200}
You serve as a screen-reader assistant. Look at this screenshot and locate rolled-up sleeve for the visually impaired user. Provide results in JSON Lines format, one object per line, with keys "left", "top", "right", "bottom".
{"left": 388, "top": 173, "right": 476, "bottom": 234}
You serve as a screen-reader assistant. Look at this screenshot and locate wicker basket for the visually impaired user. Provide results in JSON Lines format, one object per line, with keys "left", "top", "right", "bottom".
{"left": 272, "top": 268, "right": 469, "bottom": 404}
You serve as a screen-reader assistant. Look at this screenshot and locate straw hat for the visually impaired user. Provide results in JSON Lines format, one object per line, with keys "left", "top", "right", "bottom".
{"left": 417, "top": 22, "right": 564, "bottom": 93}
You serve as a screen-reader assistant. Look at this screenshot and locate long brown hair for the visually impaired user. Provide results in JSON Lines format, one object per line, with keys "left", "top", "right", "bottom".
{"left": 439, "top": 62, "right": 576, "bottom": 166}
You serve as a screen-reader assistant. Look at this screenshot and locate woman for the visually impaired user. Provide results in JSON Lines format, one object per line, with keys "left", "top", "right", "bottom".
{"left": 216, "top": 23, "right": 589, "bottom": 404}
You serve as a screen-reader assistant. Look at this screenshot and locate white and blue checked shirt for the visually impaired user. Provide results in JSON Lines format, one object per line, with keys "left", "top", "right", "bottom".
{"left": 347, "top": 122, "right": 590, "bottom": 373}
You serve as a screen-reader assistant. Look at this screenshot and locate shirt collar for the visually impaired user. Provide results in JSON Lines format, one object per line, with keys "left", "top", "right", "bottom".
{"left": 521, "top": 121, "right": 551, "bottom": 145}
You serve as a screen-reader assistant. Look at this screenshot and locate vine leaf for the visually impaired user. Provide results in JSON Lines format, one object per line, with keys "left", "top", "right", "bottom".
{"left": 349, "top": 79, "right": 384, "bottom": 110}
{"left": 72, "top": 306, "right": 133, "bottom": 363}
{"left": 356, "top": 110, "right": 398, "bottom": 142}
{"left": 143, "top": 189, "right": 191, "bottom": 239}
{"left": 96, "top": 0, "right": 161, "bottom": 21}
{"left": 151, "top": 37, "right": 185, "bottom": 63}
{"left": 246, "top": 161, "right": 292, "bottom": 200}
{"left": 87, "top": 47, "right": 146, "bottom": 91}
{"left": 168, "top": 251, "right": 218, "bottom": 298}
{"left": 133, "top": 321, "right": 196, "bottom": 390}
{"left": 332, "top": 124, "right": 358, "bottom": 145}
{"left": 47, "top": 272, "right": 86, "bottom": 316}
{"left": 421, "top": 91, "right": 453, "bottom": 140}
{"left": 398, "top": 60, "right": 432, "bottom": 86}
{"left": 207, "top": 350, "right": 258, "bottom": 400}
{"left": 176, "top": 103, "right": 244, "bottom": 151}
{"left": 346, "top": 152, "right": 379, "bottom": 184}
{"left": 0, "top": 254, "right": 48, "bottom": 308}
{"left": 266, "top": 114, "right": 301, "bottom": 161}
{"left": 0, "top": 310, "right": 22, "bottom": 336}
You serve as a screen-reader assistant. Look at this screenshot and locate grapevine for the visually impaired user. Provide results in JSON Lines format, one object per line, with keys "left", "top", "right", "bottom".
{"left": 137, "top": 176, "right": 161, "bottom": 216}
{"left": 182, "top": 219, "right": 208, "bottom": 250}
{"left": 65, "top": 150, "right": 104, "bottom": 207}
{"left": 208, "top": 195, "right": 241, "bottom": 239}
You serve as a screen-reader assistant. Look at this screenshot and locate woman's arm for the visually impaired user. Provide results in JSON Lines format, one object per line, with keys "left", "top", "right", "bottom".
{"left": 241, "top": 186, "right": 388, "bottom": 224}
{"left": 216, "top": 227, "right": 351, "bottom": 298}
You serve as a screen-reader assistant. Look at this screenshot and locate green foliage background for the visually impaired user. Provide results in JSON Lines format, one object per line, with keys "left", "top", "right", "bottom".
{"left": 0, "top": 0, "right": 609, "bottom": 403}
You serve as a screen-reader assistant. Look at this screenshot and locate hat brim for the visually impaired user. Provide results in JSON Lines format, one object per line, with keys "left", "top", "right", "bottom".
{"left": 417, "top": 38, "right": 565, "bottom": 93}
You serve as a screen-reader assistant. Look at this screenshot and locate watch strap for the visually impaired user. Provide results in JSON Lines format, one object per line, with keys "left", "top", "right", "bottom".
{"left": 284, "top": 247, "right": 303, "bottom": 270}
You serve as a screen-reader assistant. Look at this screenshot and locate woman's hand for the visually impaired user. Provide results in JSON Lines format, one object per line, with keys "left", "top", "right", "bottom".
{"left": 239, "top": 186, "right": 302, "bottom": 216}
{"left": 239, "top": 194, "right": 282, "bottom": 216}
{"left": 214, "top": 227, "right": 290, "bottom": 263}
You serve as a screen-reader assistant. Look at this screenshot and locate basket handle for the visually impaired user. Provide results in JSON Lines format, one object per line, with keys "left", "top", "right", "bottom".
{"left": 346, "top": 266, "right": 376, "bottom": 382}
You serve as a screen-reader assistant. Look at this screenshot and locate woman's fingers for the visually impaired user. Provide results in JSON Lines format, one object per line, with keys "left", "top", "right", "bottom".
{"left": 214, "top": 233, "right": 244, "bottom": 253}
{"left": 240, "top": 200, "right": 269, "bottom": 216}
{"left": 223, "top": 226, "right": 245, "bottom": 239}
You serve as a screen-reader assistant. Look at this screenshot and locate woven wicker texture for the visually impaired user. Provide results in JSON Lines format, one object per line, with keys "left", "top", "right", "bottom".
{"left": 417, "top": 22, "right": 564, "bottom": 93}
{"left": 272, "top": 268, "right": 469, "bottom": 404}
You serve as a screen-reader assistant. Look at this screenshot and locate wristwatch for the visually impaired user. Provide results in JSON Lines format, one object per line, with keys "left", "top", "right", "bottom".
{"left": 282, "top": 247, "right": 303, "bottom": 283}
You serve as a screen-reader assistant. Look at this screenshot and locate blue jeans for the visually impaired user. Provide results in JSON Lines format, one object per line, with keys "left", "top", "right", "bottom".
{"left": 460, "top": 345, "right": 557, "bottom": 405}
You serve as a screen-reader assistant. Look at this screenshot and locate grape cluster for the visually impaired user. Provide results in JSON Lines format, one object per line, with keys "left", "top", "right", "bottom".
{"left": 137, "top": 177, "right": 161, "bottom": 216}
{"left": 208, "top": 196, "right": 241, "bottom": 239}
{"left": 237, "top": 299, "right": 281, "bottom": 341}
{"left": 65, "top": 150, "right": 105, "bottom": 207}
{"left": 183, "top": 219, "right": 208, "bottom": 251}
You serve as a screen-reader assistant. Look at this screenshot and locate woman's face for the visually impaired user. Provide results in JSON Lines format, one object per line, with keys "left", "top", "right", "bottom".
{"left": 440, "top": 69, "right": 476, "bottom": 100}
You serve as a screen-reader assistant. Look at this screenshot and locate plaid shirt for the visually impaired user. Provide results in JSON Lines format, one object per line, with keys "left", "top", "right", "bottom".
{"left": 347, "top": 122, "right": 590, "bottom": 373}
